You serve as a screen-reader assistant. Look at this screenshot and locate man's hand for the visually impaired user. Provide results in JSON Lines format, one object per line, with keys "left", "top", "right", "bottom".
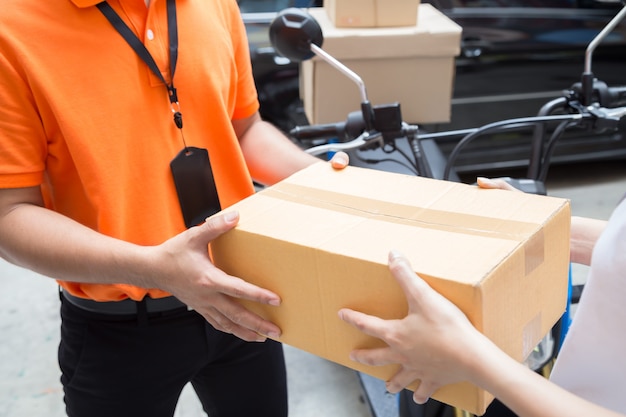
{"left": 148, "top": 211, "right": 282, "bottom": 342}
{"left": 329, "top": 151, "right": 349, "bottom": 170}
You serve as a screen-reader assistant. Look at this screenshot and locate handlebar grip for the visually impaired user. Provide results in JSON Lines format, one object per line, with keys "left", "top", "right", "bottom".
{"left": 289, "top": 123, "right": 346, "bottom": 141}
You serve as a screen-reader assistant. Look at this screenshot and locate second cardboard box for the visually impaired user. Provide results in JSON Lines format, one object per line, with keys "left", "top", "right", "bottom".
{"left": 300, "top": 5, "right": 462, "bottom": 125}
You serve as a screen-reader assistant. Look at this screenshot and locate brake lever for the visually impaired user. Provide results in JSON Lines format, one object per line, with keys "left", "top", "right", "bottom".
{"left": 304, "top": 131, "right": 383, "bottom": 156}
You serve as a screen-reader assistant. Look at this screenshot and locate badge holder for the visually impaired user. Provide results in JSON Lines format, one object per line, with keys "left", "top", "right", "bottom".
{"left": 170, "top": 147, "right": 221, "bottom": 228}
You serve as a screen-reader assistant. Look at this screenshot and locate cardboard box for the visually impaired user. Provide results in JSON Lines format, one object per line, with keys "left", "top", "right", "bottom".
{"left": 210, "top": 163, "right": 570, "bottom": 415}
{"left": 300, "top": 5, "right": 462, "bottom": 125}
{"left": 325, "top": 0, "right": 421, "bottom": 28}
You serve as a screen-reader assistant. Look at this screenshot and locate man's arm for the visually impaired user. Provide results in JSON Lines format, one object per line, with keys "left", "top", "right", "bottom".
{"left": 233, "top": 112, "right": 347, "bottom": 186}
{"left": 0, "top": 186, "right": 282, "bottom": 342}
{"left": 0, "top": 186, "right": 153, "bottom": 285}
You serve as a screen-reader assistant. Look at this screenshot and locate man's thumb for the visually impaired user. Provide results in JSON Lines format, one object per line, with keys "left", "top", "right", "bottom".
{"left": 202, "top": 210, "right": 240, "bottom": 240}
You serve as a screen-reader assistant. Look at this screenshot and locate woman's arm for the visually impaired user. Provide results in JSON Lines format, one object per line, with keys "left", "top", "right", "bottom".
{"left": 471, "top": 334, "right": 623, "bottom": 417}
{"left": 569, "top": 216, "right": 606, "bottom": 265}
{"left": 476, "top": 177, "right": 607, "bottom": 265}
{"left": 339, "top": 251, "right": 624, "bottom": 417}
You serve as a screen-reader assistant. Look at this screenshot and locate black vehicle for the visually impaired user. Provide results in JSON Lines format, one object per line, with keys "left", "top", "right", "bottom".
{"left": 239, "top": 0, "right": 626, "bottom": 174}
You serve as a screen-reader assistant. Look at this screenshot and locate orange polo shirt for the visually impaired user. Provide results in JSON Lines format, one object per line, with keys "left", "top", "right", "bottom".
{"left": 0, "top": 0, "right": 258, "bottom": 300}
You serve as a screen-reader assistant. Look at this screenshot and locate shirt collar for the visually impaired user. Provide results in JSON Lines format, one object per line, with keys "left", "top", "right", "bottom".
{"left": 70, "top": 0, "right": 170, "bottom": 7}
{"left": 70, "top": 0, "right": 105, "bottom": 7}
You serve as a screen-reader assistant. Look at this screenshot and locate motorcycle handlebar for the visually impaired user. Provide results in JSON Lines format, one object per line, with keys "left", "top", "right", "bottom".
{"left": 290, "top": 111, "right": 367, "bottom": 141}
{"left": 304, "top": 131, "right": 380, "bottom": 156}
{"left": 290, "top": 122, "right": 346, "bottom": 140}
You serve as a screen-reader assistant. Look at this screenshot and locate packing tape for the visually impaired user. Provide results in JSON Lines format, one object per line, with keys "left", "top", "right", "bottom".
{"left": 266, "top": 182, "right": 541, "bottom": 238}
{"left": 264, "top": 182, "right": 545, "bottom": 275}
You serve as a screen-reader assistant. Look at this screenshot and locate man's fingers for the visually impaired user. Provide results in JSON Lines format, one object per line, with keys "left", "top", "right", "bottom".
{"left": 203, "top": 271, "right": 282, "bottom": 335}
{"left": 200, "top": 308, "right": 266, "bottom": 343}
{"left": 200, "top": 297, "right": 282, "bottom": 342}
{"left": 330, "top": 151, "right": 349, "bottom": 169}
{"left": 210, "top": 268, "right": 281, "bottom": 307}
{"left": 195, "top": 210, "right": 282, "bottom": 307}
{"left": 200, "top": 210, "right": 240, "bottom": 242}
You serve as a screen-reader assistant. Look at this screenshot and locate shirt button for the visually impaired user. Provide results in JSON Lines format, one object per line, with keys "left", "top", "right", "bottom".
{"left": 146, "top": 29, "right": 155, "bottom": 40}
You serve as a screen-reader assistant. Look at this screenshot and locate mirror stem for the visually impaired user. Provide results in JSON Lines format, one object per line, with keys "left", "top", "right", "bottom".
{"left": 585, "top": 4, "right": 626, "bottom": 75}
{"left": 582, "top": 4, "right": 626, "bottom": 105}
{"left": 310, "top": 43, "right": 374, "bottom": 131}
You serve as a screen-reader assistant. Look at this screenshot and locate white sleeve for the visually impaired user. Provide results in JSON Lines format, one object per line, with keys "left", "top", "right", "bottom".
{"left": 549, "top": 198, "right": 626, "bottom": 414}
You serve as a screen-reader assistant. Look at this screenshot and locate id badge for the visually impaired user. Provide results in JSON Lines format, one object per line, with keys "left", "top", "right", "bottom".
{"left": 170, "top": 147, "right": 221, "bottom": 228}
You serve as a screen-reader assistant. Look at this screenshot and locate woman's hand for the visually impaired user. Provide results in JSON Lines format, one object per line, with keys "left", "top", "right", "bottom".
{"left": 476, "top": 177, "right": 519, "bottom": 192}
{"left": 477, "top": 176, "right": 606, "bottom": 265}
{"left": 338, "top": 251, "right": 492, "bottom": 404}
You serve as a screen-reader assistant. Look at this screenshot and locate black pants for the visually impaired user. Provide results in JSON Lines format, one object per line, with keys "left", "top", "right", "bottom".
{"left": 59, "top": 298, "right": 288, "bottom": 417}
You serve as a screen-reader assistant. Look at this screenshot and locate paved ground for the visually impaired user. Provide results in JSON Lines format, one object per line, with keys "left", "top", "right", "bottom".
{"left": 1, "top": 160, "right": 625, "bottom": 417}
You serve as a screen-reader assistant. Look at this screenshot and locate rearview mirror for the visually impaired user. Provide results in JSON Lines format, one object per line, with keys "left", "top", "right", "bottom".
{"left": 269, "top": 7, "right": 323, "bottom": 62}
{"left": 269, "top": 7, "right": 375, "bottom": 130}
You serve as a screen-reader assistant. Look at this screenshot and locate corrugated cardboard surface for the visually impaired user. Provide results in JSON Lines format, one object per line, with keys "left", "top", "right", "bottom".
{"left": 325, "top": 0, "right": 421, "bottom": 28}
{"left": 211, "top": 163, "right": 571, "bottom": 414}
{"left": 300, "top": 5, "right": 462, "bottom": 124}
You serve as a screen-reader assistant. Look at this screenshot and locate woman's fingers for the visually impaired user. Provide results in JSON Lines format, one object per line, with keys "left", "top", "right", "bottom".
{"left": 476, "top": 177, "right": 518, "bottom": 192}
{"left": 413, "top": 379, "right": 440, "bottom": 405}
{"left": 386, "top": 367, "right": 422, "bottom": 394}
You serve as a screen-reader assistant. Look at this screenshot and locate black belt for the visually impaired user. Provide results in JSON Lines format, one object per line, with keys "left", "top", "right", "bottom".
{"left": 61, "top": 290, "right": 188, "bottom": 315}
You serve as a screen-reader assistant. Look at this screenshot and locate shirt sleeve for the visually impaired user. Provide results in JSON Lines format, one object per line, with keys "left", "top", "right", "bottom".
{"left": 226, "top": 0, "right": 261, "bottom": 120}
{"left": 0, "top": 43, "right": 48, "bottom": 188}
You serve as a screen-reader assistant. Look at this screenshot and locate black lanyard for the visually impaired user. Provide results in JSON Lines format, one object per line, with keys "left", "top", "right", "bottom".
{"left": 98, "top": 0, "right": 222, "bottom": 227}
{"left": 97, "top": 0, "right": 183, "bottom": 130}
